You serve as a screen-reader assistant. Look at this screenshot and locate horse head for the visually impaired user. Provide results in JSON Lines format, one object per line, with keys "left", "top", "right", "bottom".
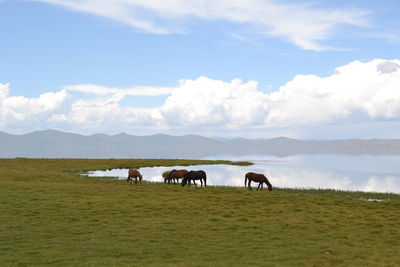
{"left": 267, "top": 183, "right": 272, "bottom": 191}
{"left": 181, "top": 171, "right": 192, "bottom": 187}
{"left": 181, "top": 178, "right": 188, "bottom": 186}
{"left": 264, "top": 175, "right": 272, "bottom": 191}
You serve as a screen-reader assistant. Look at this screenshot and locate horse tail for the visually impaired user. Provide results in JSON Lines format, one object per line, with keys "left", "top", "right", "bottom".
{"left": 245, "top": 173, "right": 248, "bottom": 186}
{"left": 203, "top": 171, "right": 207, "bottom": 187}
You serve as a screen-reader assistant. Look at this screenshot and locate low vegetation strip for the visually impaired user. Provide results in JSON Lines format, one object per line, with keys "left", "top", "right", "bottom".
{"left": 1, "top": 158, "right": 400, "bottom": 266}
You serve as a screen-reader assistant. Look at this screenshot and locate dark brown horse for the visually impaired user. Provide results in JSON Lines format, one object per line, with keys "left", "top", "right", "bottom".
{"left": 181, "top": 170, "right": 207, "bottom": 187}
{"left": 165, "top": 169, "right": 188, "bottom": 184}
{"left": 245, "top": 172, "right": 272, "bottom": 191}
{"left": 127, "top": 169, "right": 143, "bottom": 184}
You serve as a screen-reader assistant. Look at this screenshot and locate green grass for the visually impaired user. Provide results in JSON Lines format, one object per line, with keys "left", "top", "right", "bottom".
{"left": 1, "top": 158, "right": 400, "bottom": 266}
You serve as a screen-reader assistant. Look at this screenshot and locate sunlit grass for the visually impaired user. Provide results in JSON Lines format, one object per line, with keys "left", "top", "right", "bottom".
{"left": 1, "top": 158, "right": 400, "bottom": 266}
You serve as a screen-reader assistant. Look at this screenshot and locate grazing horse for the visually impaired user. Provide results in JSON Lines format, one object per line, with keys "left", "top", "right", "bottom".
{"left": 127, "top": 169, "right": 143, "bottom": 184}
{"left": 162, "top": 171, "right": 171, "bottom": 182}
{"left": 245, "top": 172, "right": 272, "bottom": 191}
{"left": 181, "top": 170, "right": 207, "bottom": 187}
{"left": 165, "top": 169, "right": 188, "bottom": 184}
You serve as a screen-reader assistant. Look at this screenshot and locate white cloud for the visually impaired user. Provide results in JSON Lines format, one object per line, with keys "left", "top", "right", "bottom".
{"left": 160, "top": 77, "right": 268, "bottom": 127}
{"left": 369, "top": 32, "right": 400, "bottom": 45}
{"left": 268, "top": 59, "right": 400, "bottom": 124}
{"left": 2, "top": 59, "right": 400, "bottom": 137}
{"left": 159, "top": 59, "right": 400, "bottom": 128}
{"left": 0, "top": 83, "right": 70, "bottom": 131}
{"left": 35, "top": 0, "right": 368, "bottom": 50}
{"left": 65, "top": 84, "right": 174, "bottom": 96}
{"left": 0, "top": 83, "right": 9, "bottom": 103}
{"left": 49, "top": 98, "right": 163, "bottom": 131}
{"left": 362, "top": 176, "right": 400, "bottom": 193}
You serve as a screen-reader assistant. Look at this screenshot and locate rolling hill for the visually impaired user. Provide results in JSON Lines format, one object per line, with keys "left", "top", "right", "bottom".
{"left": 1, "top": 130, "right": 400, "bottom": 158}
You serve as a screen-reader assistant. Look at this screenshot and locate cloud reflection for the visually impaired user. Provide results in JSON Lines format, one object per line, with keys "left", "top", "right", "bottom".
{"left": 87, "top": 155, "right": 400, "bottom": 193}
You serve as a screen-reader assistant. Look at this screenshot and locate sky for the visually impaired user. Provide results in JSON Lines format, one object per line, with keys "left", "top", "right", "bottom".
{"left": 1, "top": 0, "right": 400, "bottom": 139}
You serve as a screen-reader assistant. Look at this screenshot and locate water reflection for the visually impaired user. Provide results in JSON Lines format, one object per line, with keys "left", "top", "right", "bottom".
{"left": 87, "top": 155, "right": 400, "bottom": 194}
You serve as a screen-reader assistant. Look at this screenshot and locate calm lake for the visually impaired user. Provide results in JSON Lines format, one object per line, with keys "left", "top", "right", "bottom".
{"left": 87, "top": 154, "right": 400, "bottom": 194}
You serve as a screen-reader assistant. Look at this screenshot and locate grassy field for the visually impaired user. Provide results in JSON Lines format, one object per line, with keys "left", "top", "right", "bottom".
{"left": 1, "top": 158, "right": 400, "bottom": 266}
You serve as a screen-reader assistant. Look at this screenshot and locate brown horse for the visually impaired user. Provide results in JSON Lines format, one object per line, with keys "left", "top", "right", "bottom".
{"left": 245, "top": 172, "right": 272, "bottom": 191}
{"left": 127, "top": 169, "right": 143, "bottom": 184}
{"left": 165, "top": 169, "right": 188, "bottom": 184}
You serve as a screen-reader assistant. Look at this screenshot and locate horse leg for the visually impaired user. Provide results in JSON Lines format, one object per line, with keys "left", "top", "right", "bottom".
{"left": 193, "top": 180, "right": 197, "bottom": 187}
{"left": 204, "top": 178, "right": 207, "bottom": 187}
{"left": 200, "top": 179, "right": 203, "bottom": 187}
{"left": 257, "top": 182, "right": 261, "bottom": 191}
{"left": 139, "top": 176, "right": 142, "bottom": 184}
{"left": 248, "top": 180, "right": 252, "bottom": 190}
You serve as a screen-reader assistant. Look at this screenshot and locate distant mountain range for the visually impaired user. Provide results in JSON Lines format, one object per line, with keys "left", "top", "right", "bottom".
{"left": 1, "top": 130, "right": 400, "bottom": 158}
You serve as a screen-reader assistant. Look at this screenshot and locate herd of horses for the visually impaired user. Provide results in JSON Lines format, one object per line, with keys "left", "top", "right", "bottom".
{"left": 127, "top": 168, "right": 273, "bottom": 191}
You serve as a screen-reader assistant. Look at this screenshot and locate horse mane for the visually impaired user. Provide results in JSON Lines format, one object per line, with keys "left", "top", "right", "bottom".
{"left": 183, "top": 170, "right": 193, "bottom": 179}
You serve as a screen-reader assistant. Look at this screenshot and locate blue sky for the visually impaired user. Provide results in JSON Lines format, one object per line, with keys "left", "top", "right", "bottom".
{"left": 1, "top": 0, "right": 400, "bottom": 138}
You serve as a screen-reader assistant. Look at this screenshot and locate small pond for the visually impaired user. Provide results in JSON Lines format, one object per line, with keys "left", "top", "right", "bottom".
{"left": 86, "top": 154, "right": 400, "bottom": 194}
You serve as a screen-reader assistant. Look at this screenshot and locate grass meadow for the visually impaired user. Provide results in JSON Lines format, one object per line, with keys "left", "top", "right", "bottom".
{"left": 1, "top": 158, "right": 400, "bottom": 266}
